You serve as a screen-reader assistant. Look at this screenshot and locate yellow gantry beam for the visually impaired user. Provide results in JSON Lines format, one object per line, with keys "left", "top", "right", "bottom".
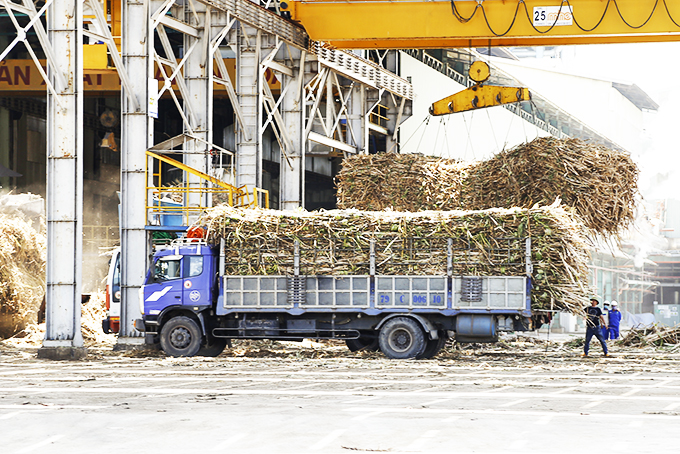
{"left": 281, "top": 0, "right": 680, "bottom": 49}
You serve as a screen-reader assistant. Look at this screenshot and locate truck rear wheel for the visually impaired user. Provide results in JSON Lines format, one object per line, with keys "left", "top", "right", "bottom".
{"left": 197, "top": 338, "right": 230, "bottom": 357}
{"left": 417, "top": 335, "right": 447, "bottom": 359}
{"left": 379, "top": 317, "right": 426, "bottom": 359}
{"left": 160, "top": 316, "right": 202, "bottom": 357}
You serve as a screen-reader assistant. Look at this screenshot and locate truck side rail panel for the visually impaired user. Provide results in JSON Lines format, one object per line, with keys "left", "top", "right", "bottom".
{"left": 217, "top": 275, "right": 527, "bottom": 315}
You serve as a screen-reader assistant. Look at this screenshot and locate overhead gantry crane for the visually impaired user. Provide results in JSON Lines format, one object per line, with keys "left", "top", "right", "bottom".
{"left": 280, "top": 0, "right": 680, "bottom": 48}
{"left": 10, "top": 0, "right": 677, "bottom": 358}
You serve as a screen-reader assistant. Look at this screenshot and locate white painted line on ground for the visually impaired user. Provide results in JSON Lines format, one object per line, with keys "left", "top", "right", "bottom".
{"left": 581, "top": 401, "right": 604, "bottom": 409}
{"left": 343, "top": 386, "right": 368, "bottom": 392}
{"left": 352, "top": 410, "right": 384, "bottom": 421}
{"left": 499, "top": 399, "right": 528, "bottom": 407}
{"left": 1, "top": 387, "right": 679, "bottom": 404}
{"left": 421, "top": 398, "right": 451, "bottom": 406}
{"left": 551, "top": 387, "right": 577, "bottom": 395}
{"left": 13, "top": 435, "right": 64, "bottom": 454}
{"left": 621, "top": 388, "right": 641, "bottom": 397}
{"left": 18, "top": 367, "right": 677, "bottom": 383}
{"left": 0, "top": 411, "right": 21, "bottom": 420}
{"left": 344, "top": 406, "right": 680, "bottom": 421}
{"left": 10, "top": 370, "right": 679, "bottom": 393}
{"left": 308, "top": 429, "right": 346, "bottom": 451}
{"left": 283, "top": 383, "right": 323, "bottom": 391}
{"left": 486, "top": 386, "right": 514, "bottom": 393}
{"left": 411, "top": 385, "right": 449, "bottom": 393}
{"left": 536, "top": 415, "right": 553, "bottom": 425}
{"left": 663, "top": 402, "right": 680, "bottom": 411}
{"left": 211, "top": 434, "right": 246, "bottom": 451}
{"left": 342, "top": 396, "right": 381, "bottom": 404}
{"left": 404, "top": 429, "right": 439, "bottom": 450}
{"left": 443, "top": 415, "right": 461, "bottom": 422}
{"left": 0, "top": 404, "right": 107, "bottom": 410}
{"left": 628, "top": 420, "right": 643, "bottom": 428}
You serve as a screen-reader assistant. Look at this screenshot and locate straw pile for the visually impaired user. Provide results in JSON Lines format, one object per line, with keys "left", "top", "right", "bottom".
{"left": 620, "top": 325, "right": 680, "bottom": 347}
{"left": 199, "top": 204, "right": 591, "bottom": 313}
{"left": 0, "top": 214, "right": 46, "bottom": 339}
{"left": 1, "top": 291, "right": 116, "bottom": 348}
{"left": 336, "top": 137, "right": 638, "bottom": 235}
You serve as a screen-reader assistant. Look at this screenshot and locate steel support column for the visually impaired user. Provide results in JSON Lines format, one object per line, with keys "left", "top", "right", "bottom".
{"left": 184, "top": 2, "right": 211, "bottom": 213}
{"left": 116, "top": 0, "right": 152, "bottom": 349}
{"left": 39, "top": 0, "right": 86, "bottom": 360}
{"left": 280, "top": 50, "right": 304, "bottom": 210}
{"left": 235, "top": 25, "right": 261, "bottom": 188}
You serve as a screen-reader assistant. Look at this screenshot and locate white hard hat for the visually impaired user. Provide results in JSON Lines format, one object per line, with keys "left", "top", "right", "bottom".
{"left": 604, "top": 300, "right": 610, "bottom": 305}
{"left": 611, "top": 301, "right": 618, "bottom": 306}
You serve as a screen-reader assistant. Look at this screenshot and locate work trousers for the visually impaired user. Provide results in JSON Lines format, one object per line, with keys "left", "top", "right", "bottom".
{"left": 584, "top": 326, "right": 608, "bottom": 355}
{"left": 608, "top": 326, "right": 620, "bottom": 340}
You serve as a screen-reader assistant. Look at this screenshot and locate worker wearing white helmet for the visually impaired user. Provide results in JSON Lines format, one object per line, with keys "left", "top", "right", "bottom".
{"left": 608, "top": 301, "right": 622, "bottom": 340}
{"left": 601, "top": 301, "right": 610, "bottom": 339}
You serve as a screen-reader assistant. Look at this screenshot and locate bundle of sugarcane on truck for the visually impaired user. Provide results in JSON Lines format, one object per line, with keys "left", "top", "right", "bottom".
{"left": 129, "top": 205, "right": 589, "bottom": 359}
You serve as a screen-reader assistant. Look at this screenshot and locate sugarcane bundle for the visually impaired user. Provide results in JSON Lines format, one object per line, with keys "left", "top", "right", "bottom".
{"left": 0, "top": 214, "right": 46, "bottom": 339}
{"left": 199, "top": 203, "right": 591, "bottom": 313}
{"left": 335, "top": 153, "right": 471, "bottom": 212}
{"left": 335, "top": 137, "right": 639, "bottom": 235}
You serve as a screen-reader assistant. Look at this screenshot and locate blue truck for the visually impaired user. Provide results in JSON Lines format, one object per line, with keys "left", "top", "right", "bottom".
{"left": 134, "top": 235, "right": 535, "bottom": 359}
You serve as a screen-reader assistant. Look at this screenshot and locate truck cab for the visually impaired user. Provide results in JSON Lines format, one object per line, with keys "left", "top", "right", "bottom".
{"left": 140, "top": 243, "right": 228, "bottom": 357}
{"left": 142, "top": 243, "right": 216, "bottom": 314}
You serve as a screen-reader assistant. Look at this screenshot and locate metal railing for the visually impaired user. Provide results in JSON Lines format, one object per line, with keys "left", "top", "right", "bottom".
{"left": 146, "top": 151, "right": 269, "bottom": 227}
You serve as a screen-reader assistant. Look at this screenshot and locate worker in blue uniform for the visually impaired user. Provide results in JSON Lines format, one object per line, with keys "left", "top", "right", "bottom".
{"left": 601, "top": 301, "right": 610, "bottom": 339}
{"left": 608, "top": 301, "right": 622, "bottom": 340}
{"left": 583, "top": 297, "right": 608, "bottom": 357}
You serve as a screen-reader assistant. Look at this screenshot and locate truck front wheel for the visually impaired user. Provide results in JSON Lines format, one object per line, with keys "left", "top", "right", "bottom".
{"left": 379, "top": 317, "right": 426, "bottom": 359}
{"left": 160, "top": 316, "right": 203, "bottom": 357}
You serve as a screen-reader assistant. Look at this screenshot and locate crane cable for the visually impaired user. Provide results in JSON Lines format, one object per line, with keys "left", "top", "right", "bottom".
{"left": 400, "top": 115, "right": 431, "bottom": 152}
{"left": 450, "top": 0, "right": 675, "bottom": 37}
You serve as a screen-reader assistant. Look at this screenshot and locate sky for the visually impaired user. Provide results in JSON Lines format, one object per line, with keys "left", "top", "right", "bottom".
{"left": 538, "top": 42, "right": 680, "bottom": 201}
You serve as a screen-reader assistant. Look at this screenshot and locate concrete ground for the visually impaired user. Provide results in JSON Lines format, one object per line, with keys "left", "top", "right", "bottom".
{"left": 1, "top": 336, "right": 679, "bottom": 453}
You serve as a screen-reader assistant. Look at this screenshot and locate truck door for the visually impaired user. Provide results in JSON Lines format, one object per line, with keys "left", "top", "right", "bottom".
{"left": 182, "top": 255, "right": 209, "bottom": 307}
{"left": 144, "top": 255, "right": 184, "bottom": 314}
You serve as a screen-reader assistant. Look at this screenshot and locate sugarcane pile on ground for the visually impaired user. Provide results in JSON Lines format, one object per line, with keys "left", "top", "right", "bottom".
{"left": 0, "top": 214, "right": 46, "bottom": 339}
{"left": 336, "top": 137, "right": 639, "bottom": 235}
{"left": 619, "top": 325, "right": 680, "bottom": 347}
{"left": 199, "top": 203, "right": 591, "bottom": 313}
{"left": 1, "top": 291, "right": 116, "bottom": 348}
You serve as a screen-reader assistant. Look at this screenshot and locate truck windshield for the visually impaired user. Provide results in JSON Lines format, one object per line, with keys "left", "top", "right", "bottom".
{"left": 154, "top": 258, "right": 182, "bottom": 281}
